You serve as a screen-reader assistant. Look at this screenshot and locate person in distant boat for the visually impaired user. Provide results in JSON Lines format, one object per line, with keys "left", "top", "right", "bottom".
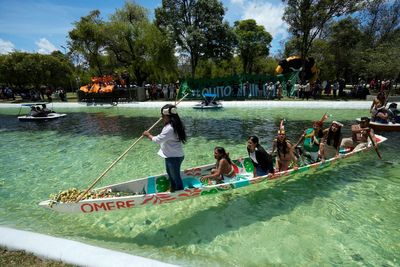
{"left": 143, "top": 104, "right": 187, "bottom": 192}
{"left": 247, "top": 135, "right": 274, "bottom": 177}
{"left": 370, "top": 91, "right": 386, "bottom": 117}
{"left": 271, "top": 121, "right": 297, "bottom": 171}
{"left": 340, "top": 117, "right": 375, "bottom": 151}
{"left": 387, "top": 103, "right": 400, "bottom": 123}
{"left": 200, "top": 147, "right": 236, "bottom": 184}
{"left": 29, "top": 106, "right": 46, "bottom": 117}
{"left": 41, "top": 104, "right": 52, "bottom": 115}
{"left": 29, "top": 106, "right": 40, "bottom": 117}
{"left": 294, "top": 119, "right": 325, "bottom": 163}
{"left": 320, "top": 121, "right": 343, "bottom": 162}
{"left": 372, "top": 102, "right": 389, "bottom": 124}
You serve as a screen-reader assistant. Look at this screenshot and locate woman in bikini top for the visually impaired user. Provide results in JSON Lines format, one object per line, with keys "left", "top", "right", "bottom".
{"left": 200, "top": 147, "right": 236, "bottom": 184}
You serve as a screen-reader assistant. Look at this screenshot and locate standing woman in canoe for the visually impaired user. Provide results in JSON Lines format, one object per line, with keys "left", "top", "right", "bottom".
{"left": 143, "top": 104, "right": 187, "bottom": 192}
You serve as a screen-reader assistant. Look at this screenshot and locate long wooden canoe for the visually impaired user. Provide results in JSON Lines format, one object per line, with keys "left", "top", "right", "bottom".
{"left": 39, "top": 135, "right": 387, "bottom": 214}
{"left": 369, "top": 121, "right": 400, "bottom": 132}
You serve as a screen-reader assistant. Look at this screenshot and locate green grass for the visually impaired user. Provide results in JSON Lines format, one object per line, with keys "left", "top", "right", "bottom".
{"left": 0, "top": 247, "right": 75, "bottom": 267}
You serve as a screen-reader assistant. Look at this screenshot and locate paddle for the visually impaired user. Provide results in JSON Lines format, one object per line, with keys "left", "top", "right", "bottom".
{"left": 76, "top": 93, "right": 189, "bottom": 202}
{"left": 367, "top": 129, "right": 382, "bottom": 160}
{"left": 383, "top": 81, "right": 394, "bottom": 108}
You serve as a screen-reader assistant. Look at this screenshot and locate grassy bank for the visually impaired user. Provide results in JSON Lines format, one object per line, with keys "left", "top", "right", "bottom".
{"left": 0, "top": 247, "right": 75, "bottom": 267}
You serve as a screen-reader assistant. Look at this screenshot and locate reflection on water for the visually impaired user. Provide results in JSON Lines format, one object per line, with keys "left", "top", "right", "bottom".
{"left": 0, "top": 107, "right": 399, "bottom": 266}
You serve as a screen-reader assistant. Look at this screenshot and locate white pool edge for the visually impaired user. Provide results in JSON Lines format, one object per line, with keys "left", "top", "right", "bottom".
{"left": 0, "top": 226, "right": 177, "bottom": 267}
{"left": 1, "top": 100, "right": 396, "bottom": 109}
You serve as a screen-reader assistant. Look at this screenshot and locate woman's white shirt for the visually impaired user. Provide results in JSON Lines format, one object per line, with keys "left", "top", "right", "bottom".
{"left": 249, "top": 151, "right": 258, "bottom": 164}
{"left": 151, "top": 124, "right": 184, "bottom": 158}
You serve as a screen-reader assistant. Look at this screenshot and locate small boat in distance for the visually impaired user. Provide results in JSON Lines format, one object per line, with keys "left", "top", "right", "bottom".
{"left": 193, "top": 93, "right": 223, "bottom": 109}
{"left": 18, "top": 103, "right": 67, "bottom": 121}
{"left": 369, "top": 121, "right": 400, "bottom": 132}
{"left": 39, "top": 134, "right": 387, "bottom": 214}
{"left": 356, "top": 117, "right": 400, "bottom": 132}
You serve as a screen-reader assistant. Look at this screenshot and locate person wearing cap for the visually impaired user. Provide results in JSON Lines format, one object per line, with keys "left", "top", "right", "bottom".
{"left": 340, "top": 117, "right": 375, "bottom": 151}
{"left": 246, "top": 135, "right": 274, "bottom": 177}
{"left": 294, "top": 120, "right": 324, "bottom": 163}
{"left": 143, "top": 104, "right": 187, "bottom": 192}
{"left": 271, "top": 121, "right": 297, "bottom": 171}
{"left": 388, "top": 103, "right": 400, "bottom": 123}
{"left": 320, "top": 121, "right": 343, "bottom": 162}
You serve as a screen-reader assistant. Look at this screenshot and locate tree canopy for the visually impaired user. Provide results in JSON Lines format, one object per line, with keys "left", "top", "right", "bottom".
{"left": 233, "top": 19, "right": 272, "bottom": 74}
{"left": 155, "top": 0, "right": 235, "bottom": 78}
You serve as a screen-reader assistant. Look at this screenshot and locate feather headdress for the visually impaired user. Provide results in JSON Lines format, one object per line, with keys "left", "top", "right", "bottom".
{"left": 278, "top": 119, "right": 285, "bottom": 135}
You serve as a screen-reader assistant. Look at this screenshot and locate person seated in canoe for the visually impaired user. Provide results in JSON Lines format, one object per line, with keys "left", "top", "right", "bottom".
{"left": 246, "top": 135, "right": 274, "bottom": 177}
{"left": 370, "top": 91, "right": 386, "bottom": 117}
{"left": 340, "top": 117, "right": 375, "bottom": 151}
{"left": 41, "top": 104, "right": 53, "bottom": 115}
{"left": 320, "top": 121, "right": 343, "bottom": 162}
{"left": 200, "top": 147, "right": 236, "bottom": 184}
{"left": 388, "top": 103, "right": 400, "bottom": 123}
{"left": 371, "top": 102, "right": 389, "bottom": 124}
{"left": 271, "top": 120, "right": 297, "bottom": 171}
{"left": 294, "top": 115, "right": 327, "bottom": 164}
{"left": 29, "top": 106, "right": 46, "bottom": 117}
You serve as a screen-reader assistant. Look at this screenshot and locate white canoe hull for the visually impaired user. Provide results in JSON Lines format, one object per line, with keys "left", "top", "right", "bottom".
{"left": 39, "top": 134, "right": 387, "bottom": 214}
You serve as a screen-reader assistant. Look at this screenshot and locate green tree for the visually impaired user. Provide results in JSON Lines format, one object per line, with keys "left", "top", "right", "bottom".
{"left": 359, "top": 0, "right": 400, "bottom": 48}
{"left": 361, "top": 31, "right": 400, "bottom": 80}
{"left": 155, "top": 0, "right": 235, "bottom": 78}
{"left": 0, "top": 52, "right": 73, "bottom": 90}
{"left": 327, "top": 17, "right": 363, "bottom": 81}
{"left": 233, "top": 19, "right": 272, "bottom": 74}
{"left": 68, "top": 10, "right": 108, "bottom": 76}
{"left": 106, "top": 2, "right": 177, "bottom": 84}
{"left": 282, "top": 0, "right": 363, "bottom": 78}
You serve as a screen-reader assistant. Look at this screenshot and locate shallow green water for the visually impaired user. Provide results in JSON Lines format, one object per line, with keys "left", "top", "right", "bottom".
{"left": 0, "top": 106, "right": 399, "bottom": 266}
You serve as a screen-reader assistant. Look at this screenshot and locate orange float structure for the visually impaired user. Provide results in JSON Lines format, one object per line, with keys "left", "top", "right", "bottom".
{"left": 79, "top": 75, "right": 122, "bottom": 94}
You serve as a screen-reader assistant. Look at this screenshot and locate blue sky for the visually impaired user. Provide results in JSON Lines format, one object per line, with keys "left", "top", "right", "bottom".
{"left": 0, "top": 0, "right": 288, "bottom": 55}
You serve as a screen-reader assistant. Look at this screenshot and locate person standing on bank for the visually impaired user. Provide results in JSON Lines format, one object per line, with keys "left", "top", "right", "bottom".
{"left": 143, "top": 104, "right": 187, "bottom": 192}
{"left": 247, "top": 135, "right": 274, "bottom": 177}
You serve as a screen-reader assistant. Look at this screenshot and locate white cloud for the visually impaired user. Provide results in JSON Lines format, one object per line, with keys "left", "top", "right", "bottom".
{"left": 241, "top": 1, "right": 288, "bottom": 38}
{"left": 35, "top": 38, "right": 57, "bottom": 54}
{"left": 225, "top": 1, "right": 289, "bottom": 54}
{"left": 230, "top": 0, "right": 245, "bottom": 4}
{"left": 0, "top": 39, "right": 15, "bottom": 54}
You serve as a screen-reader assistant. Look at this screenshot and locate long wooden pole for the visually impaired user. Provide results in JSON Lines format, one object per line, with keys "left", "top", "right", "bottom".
{"left": 367, "top": 130, "right": 382, "bottom": 160}
{"left": 76, "top": 93, "right": 189, "bottom": 202}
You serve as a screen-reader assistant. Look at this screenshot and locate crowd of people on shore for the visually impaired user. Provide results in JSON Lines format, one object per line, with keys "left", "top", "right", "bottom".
{"left": 142, "top": 104, "right": 381, "bottom": 191}
{"left": 0, "top": 86, "right": 67, "bottom": 102}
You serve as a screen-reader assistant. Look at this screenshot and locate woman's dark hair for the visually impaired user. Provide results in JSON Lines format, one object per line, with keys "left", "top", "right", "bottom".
{"left": 162, "top": 104, "right": 187, "bottom": 144}
{"left": 316, "top": 128, "right": 324, "bottom": 138}
{"left": 377, "top": 91, "right": 386, "bottom": 103}
{"left": 248, "top": 135, "right": 260, "bottom": 145}
{"left": 214, "top": 146, "right": 232, "bottom": 165}
{"left": 327, "top": 126, "right": 342, "bottom": 149}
